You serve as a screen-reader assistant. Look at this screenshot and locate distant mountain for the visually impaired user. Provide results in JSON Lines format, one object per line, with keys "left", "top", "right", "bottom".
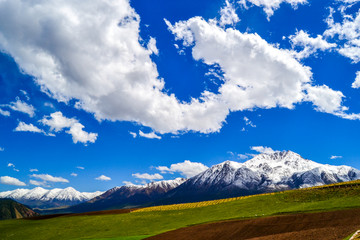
{"left": 161, "top": 151, "right": 360, "bottom": 203}
{"left": 0, "top": 198, "right": 39, "bottom": 220}
{"left": 0, "top": 187, "right": 103, "bottom": 209}
{"left": 66, "top": 178, "right": 186, "bottom": 213}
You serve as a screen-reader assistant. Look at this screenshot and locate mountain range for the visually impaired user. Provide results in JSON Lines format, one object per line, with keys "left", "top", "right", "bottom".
{"left": 1, "top": 151, "right": 360, "bottom": 213}
{"left": 0, "top": 187, "right": 103, "bottom": 209}
{"left": 161, "top": 151, "right": 360, "bottom": 203}
{"left": 61, "top": 178, "right": 186, "bottom": 213}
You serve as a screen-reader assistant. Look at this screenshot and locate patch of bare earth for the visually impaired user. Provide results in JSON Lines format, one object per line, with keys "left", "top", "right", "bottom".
{"left": 146, "top": 208, "right": 360, "bottom": 240}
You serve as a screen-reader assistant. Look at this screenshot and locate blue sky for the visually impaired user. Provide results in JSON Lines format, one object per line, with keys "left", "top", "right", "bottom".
{"left": 1, "top": 0, "right": 360, "bottom": 192}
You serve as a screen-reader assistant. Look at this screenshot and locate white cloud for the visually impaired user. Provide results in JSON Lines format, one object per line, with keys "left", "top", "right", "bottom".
{"left": 29, "top": 169, "right": 38, "bottom": 172}
{"left": 6, "top": 98, "right": 35, "bottom": 117}
{"left": 31, "top": 174, "right": 69, "bottom": 183}
{"left": 129, "top": 131, "right": 137, "bottom": 138}
{"left": 132, "top": 173, "right": 163, "bottom": 180}
{"left": 0, "top": 0, "right": 357, "bottom": 135}
{"left": 41, "top": 112, "right": 97, "bottom": 145}
{"left": 240, "top": 0, "right": 308, "bottom": 19}
{"left": 238, "top": 154, "right": 250, "bottom": 160}
{"left": 7, "top": 163, "right": 19, "bottom": 172}
{"left": 123, "top": 181, "right": 136, "bottom": 186}
{"left": 14, "top": 122, "right": 44, "bottom": 133}
{"left": 95, "top": 175, "right": 111, "bottom": 181}
{"left": 147, "top": 37, "right": 159, "bottom": 55}
{"left": 29, "top": 179, "right": 48, "bottom": 187}
{"left": 70, "top": 173, "right": 78, "bottom": 177}
{"left": 288, "top": 30, "right": 336, "bottom": 59}
{"left": 0, "top": 109, "right": 10, "bottom": 117}
{"left": 219, "top": 0, "right": 240, "bottom": 27}
{"left": 330, "top": 155, "right": 343, "bottom": 159}
{"left": 305, "top": 85, "right": 347, "bottom": 114}
{"left": 251, "top": 146, "right": 276, "bottom": 154}
{"left": 139, "top": 130, "right": 161, "bottom": 139}
{"left": 156, "top": 160, "right": 208, "bottom": 178}
{"left": 0, "top": 176, "right": 26, "bottom": 186}
{"left": 352, "top": 71, "right": 360, "bottom": 88}
{"left": 20, "top": 90, "right": 30, "bottom": 101}
{"left": 166, "top": 17, "right": 310, "bottom": 111}
{"left": 244, "top": 116, "right": 256, "bottom": 128}
{"left": 66, "top": 122, "right": 98, "bottom": 144}
{"left": 76, "top": 166, "right": 85, "bottom": 170}
{"left": 0, "top": 147, "right": 4, "bottom": 151}
{"left": 324, "top": 7, "right": 360, "bottom": 63}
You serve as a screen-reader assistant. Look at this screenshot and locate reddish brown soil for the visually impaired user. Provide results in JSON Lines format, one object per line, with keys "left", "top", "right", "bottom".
{"left": 146, "top": 208, "right": 360, "bottom": 240}
{"left": 26, "top": 208, "right": 137, "bottom": 220}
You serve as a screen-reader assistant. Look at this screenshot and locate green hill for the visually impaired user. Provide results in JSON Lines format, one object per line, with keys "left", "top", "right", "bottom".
{"left": 1, "top": 180, "right": 360, "bottom": 239}
{"left": 0, "top": 198, "right": 39, "bottom": 220}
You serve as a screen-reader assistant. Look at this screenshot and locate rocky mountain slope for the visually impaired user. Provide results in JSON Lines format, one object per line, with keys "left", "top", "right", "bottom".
{"left": 0, "top": 187, "right": 103, "bottom": 209}
{"left": 0, "top": 198, "right": 39, "bottom": 220}
{"left": 65, "top": 178, "right": 186, "bottom": 213}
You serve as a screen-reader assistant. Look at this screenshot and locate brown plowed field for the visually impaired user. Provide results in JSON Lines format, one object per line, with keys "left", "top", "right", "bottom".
{"left": 146, "top": 208, "right": 360, "bottom": 240}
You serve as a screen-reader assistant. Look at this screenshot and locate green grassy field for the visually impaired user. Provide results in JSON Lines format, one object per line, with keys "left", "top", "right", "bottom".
{"left": 1, "top": 183, "right": 360, "bottom": 240}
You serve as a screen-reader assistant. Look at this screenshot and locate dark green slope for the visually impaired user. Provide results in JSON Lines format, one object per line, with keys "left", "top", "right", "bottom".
{"left": 0, "top": 198, "right": 39, "bottom": 220}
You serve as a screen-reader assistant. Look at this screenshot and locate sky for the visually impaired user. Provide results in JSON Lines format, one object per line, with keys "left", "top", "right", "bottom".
{"left": 1, "top": 0, "right": 360, "bottom": 192}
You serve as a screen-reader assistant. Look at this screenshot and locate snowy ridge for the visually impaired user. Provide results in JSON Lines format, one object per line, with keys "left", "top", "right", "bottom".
{"left": 0, "top": 187, "right": 103, "bottom": 209}
{"left": 189, "top": 151, "right": 360, "bottom": 191}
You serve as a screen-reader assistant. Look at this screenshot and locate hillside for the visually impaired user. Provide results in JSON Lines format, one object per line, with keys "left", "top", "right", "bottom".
{"left": 0, "top": 198, "right": 39, "bottom": 220}
{"left": 1, "top": 180, "right": 360, "bottom": 239}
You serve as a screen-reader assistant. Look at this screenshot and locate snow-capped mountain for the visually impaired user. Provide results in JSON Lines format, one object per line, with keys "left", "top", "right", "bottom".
{"left": 162, "top": 151, "right": 360, "bottom": 203}
{"left": 0, "top": 187, "right": 103, "bottom": 209}
{"left": 65, "top": 178, "right": 186, "bottom": 213}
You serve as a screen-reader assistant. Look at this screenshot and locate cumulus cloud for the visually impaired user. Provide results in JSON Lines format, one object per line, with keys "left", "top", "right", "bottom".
{"left": 166, "top": 17, "right": 311, "bottom": 112}
{"left": 31, "top": 174, "right": 69, "bottom": 183}
{"left": 352, "top": 71, "right": 360, "bottom": 88}
{"left": 305, "top": 85, "right": 347, "bottom": 114}
{"left": 41, "top": 112, "right": 97, "bottom": 145}
{"left": 132, "top": 173, "right": 163, "bottom": 180}
{"left": 95, "top": 175, "right": 111, "bottom": 181}
{"left": 5, "top": 98, "right": 35, "bottom": 117}
{"left": 156, "top": 160, "right": 208, "bottom": 178}
{"left": 139, "top": 130, "right": 161, "bottom": 139}
{"left": 147, "top": 37, "right": 159, "bottom": 55}
{"left": 251, "top": 146, "right": 276, "bottom": 154}
{"left": 0, "top": 176, "right": 26, "bottom": 186}
{"left": 14, "top": 122, "right": 45, "bottom": 134}
{"left": 0, "top": 0, "right": 357, "bottom": 136}
{"left": 219, "top": 0, "right": 240, "bottom": 27}
{"left": 288, "top": 30, "right": 336, "bottom": 59}
{"left": 240, "top": 0, "right": 308, "bottom": 19}
{"left": 29, "top": 179, "right": 48, "bottom": 187}
{"left": 330, "top": 155, "right": 343, "bottom": 159}
{"left": 324, "top": 7, "right": 360, "bottom": 63}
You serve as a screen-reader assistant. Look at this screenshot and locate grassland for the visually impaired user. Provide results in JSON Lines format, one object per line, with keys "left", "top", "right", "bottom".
{"left": 1, "top": 181, "right": 360, "bottom": 240}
